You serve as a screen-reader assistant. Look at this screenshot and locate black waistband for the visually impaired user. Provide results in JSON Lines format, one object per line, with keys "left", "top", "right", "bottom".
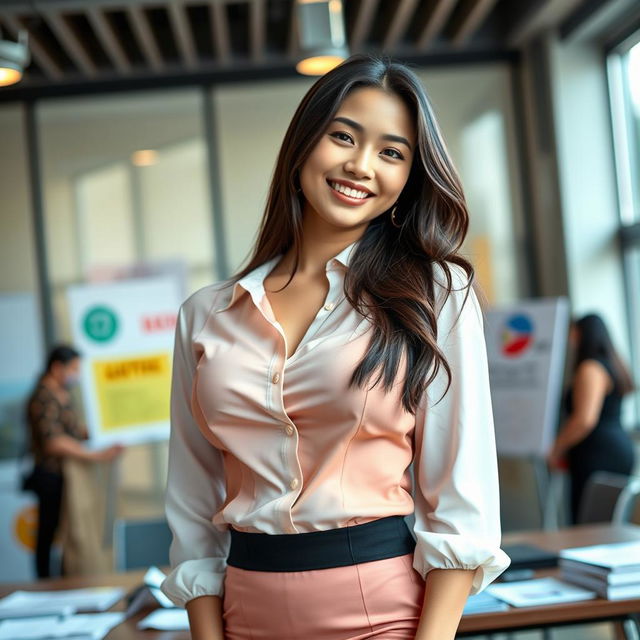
{"left": 226, "top": 515, "right": 416, "bottom": 572}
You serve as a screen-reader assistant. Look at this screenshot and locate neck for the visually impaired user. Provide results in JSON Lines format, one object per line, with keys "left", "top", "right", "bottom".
{"left": 280, "top": 207, "right": 366, "bottom": 277}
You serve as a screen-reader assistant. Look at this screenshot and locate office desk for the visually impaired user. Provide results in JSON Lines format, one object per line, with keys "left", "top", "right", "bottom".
{"left": 458, "top": 523, "right": 640, "bottom": 637}
{"left": 2, "top": 523, "right": 640, "bottom": 639}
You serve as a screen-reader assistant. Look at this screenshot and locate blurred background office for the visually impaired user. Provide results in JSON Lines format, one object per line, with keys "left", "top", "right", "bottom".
{"left": 0, "top": 0, "right": 638, "bottom": 587}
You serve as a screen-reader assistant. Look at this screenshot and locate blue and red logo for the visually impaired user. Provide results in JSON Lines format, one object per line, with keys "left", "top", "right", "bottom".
{"left": 501, "top": 314, "right": 534, "bottom": 357}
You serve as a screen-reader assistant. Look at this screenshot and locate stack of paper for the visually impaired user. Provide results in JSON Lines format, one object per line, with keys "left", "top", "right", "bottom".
{"left": 559, "top": 540, "right": 640, "bottom": 600}
{"left": 486, "top": 577, "right": 596, "bottom": 607}
{"left": 463, "top": 592, "right": 510, "bottom": 615}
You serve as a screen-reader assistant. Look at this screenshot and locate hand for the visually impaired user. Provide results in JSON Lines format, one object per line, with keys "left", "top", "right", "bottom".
{"left": 546, "top": 446, "right": 567, "bottom": 471}
{"left": 95, "top": 444, "right": 125, "bottom": 462}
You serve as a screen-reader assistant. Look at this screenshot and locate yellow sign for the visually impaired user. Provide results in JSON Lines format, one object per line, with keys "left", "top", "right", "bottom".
{"left": 93, "top": 352, "right": 171, "bottom": 430}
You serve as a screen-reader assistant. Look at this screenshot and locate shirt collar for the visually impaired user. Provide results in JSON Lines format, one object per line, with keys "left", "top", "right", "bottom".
{"left": 215, "top": 239, "right": 360, "bottom": 314}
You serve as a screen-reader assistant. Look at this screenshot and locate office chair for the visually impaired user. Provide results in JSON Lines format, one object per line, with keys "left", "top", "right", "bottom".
{"left": 576, "top": 471, "right": 634, "bottom": 524}
{"left": 613, "top": 475, "right": 640, "bottom": 524}
{"left": 113, "top": 517, "right": 172, "bottom": 571}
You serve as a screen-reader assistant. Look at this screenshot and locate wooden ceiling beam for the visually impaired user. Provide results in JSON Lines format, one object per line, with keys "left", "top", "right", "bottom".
{"left": 167, "top": 1, "right": 198, "bottom": 69}
{"left": 350, "top": 0, "right": 380, "bottom": 52}
{"left": 450, "top": 0, "right": 499, "bottom": 47}
{"left": 86, "top": 7, "right": 131, "bottom": 73}
{"left": 507, "top": 0, "right": 584, "bottom": 48}
{"left": 210, "top": 1, "right": 231, "bottom": 64}
{"left": 416, "top": 0, "right": 457, "bottom": 51}
{"left": 383, "top": 0, "right": 418, "bottom": 52}
{"left": 42, "top": 10, "right": 98, "bottom": 76}
{"left": 127, "top": 4, "right": 164, "bottom": 71}
{"left": 249, "top": 0, "right": 266, "bottom": 62}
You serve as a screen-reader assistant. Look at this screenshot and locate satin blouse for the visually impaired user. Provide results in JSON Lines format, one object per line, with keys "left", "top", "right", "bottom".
{"left": 160, "top": 240, "right": 510, "bottom": 607}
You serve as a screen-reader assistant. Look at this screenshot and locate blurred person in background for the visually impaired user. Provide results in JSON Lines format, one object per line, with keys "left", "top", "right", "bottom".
{"left": 24, "top": 344, "right": 123, "bottom": 578}
{"left": 547, "top": 313, "right": 636, "bottom": 523}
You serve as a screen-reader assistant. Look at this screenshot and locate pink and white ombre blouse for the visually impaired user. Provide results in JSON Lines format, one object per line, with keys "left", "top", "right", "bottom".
{"left": 160, "top": 240, "right": 510, "bottom": 608}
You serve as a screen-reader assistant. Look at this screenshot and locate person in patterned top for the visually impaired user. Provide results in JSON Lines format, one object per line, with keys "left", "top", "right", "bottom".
{"left": 25, "top": 345, "right": 123, "bottom": 577}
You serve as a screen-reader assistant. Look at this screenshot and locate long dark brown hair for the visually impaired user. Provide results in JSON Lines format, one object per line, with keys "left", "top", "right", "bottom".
{"left": 229, "top": 54, "right": 476, "bottom": 413}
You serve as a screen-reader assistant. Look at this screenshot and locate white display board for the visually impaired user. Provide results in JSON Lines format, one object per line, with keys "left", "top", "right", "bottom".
{"left": 484, "top": 298, "right": 570, "bottom": 457}
{"left": 67, "top": 276, "right": 181, "bottom": 447}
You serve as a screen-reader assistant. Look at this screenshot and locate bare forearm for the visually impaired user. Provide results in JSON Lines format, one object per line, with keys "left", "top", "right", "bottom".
{"left": 45, "top": 435, "right": 97, "bottom": 461}
{"left": 414, "top": 568, "right": 475, "bottom": 640}
{"left": 186, "top": 595, "right": 225, "bottom": 640}
{"left": 553, "top": 416, "right": 594, "bottom": 455}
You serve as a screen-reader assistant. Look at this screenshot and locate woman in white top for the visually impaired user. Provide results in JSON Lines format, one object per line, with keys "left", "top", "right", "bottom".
{"left": 161, "top": 54, "right": 510, "bottom": 640}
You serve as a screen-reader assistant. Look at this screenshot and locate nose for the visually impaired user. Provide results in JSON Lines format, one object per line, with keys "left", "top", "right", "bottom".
{"left": 344, "top": 146, "right": 375, "bottom": 180}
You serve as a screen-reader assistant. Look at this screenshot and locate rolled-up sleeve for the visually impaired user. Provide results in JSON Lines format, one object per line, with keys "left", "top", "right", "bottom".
{"left": 411, "top": 264, "right": 511, "bottom": 595}
{"left": 160, "top": 299, "right": 230, "bottom": 608}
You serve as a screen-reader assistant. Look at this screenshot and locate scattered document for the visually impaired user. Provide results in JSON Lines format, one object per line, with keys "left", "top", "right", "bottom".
{"left": 0, "top": 612, "right": 125, "bottom": 640}
{"left": 0, "top": 587, "right": 125, "bottom": 615}
{"left": 138, "top": 608, "right": 189, "bottom": 631}
{"left": 486, "top": 577, "right": 597, "bottom": 607}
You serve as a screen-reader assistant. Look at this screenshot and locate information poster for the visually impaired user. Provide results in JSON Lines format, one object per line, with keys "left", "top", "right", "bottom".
{"left": 484, "top": 298, "right": 570, "bottom": 457}
{"left": 67, "top": 276, "right": 181, "bottom": 447}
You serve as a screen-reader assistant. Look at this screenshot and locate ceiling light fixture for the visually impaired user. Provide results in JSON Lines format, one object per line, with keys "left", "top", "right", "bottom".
{"left": 0, "top": 30, "right": 30, "bottom": 88}
{"left": 295, "top": 0, "right": 349, "bottom": 76}
{"left": 131, "top": 150, "right": 159, "bottom": 167}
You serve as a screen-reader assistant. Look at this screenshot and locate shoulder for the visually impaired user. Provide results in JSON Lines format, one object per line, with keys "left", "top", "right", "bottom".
{"left": 575, "top": 358, "right": 614, "bottom": 393}
{"left": 177, "top": 279, "right": 235, "bottom": 336}
{"left": 430, "top": 260, "right": 478, "bottom": 321}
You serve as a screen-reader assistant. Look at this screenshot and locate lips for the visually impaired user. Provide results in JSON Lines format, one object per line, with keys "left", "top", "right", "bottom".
{"left": 326, "top": 180, "right": 374, "bottom": 207}
{"left": 326, "top": 179, "right": 375, "bottom": 200}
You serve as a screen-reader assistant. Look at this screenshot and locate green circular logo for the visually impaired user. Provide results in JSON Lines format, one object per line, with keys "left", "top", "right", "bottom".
{"left": 83, "top": 306, "right": 119, "bottom": 343}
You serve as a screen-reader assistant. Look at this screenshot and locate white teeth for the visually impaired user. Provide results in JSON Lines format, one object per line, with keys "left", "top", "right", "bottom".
{"left": 330, "top": 181, "right": 370, "bottom": 199}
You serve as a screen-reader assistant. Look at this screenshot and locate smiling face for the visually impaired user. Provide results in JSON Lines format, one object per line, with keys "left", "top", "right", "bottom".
{"left": 298, "top": 86, "right": 416, "bottom": 233}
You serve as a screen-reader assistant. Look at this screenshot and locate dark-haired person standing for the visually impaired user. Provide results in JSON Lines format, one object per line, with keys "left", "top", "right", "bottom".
{"left": 547, "top": 313, "right": 636, "bottom": 523}
{"left": 161, "top": 54, "right": 510, "bottom": 640}
{"left": 25, "top": 345, "right": 123, "bottom": 578}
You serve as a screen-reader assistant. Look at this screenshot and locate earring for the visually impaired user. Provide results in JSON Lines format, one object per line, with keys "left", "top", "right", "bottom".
{"left": 390, "top": 204, "right": 401, "bottom": 228}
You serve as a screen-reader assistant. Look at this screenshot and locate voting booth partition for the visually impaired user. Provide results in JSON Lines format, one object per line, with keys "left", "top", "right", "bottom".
{"left": 485, "top": 298, "right": 571, "bottom": 527}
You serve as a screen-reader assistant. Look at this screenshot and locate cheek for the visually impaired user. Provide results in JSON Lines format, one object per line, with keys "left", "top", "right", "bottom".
{"left": 380, "top": 167, "right": 411, "bottom": 200}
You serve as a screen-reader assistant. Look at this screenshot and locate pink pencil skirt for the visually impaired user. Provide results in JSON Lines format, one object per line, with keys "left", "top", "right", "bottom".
{"left": 222, "top": 552, "right": 425, "bottom": 640}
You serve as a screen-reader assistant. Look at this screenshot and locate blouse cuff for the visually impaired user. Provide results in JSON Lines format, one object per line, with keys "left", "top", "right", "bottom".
{"left": 160, "top": 557, "right": 227, "bottom": 608}
{"left": 412, "top": 532, "right": 511, "bottom": 595}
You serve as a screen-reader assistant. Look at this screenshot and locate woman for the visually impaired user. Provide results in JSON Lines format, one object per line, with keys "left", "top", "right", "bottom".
{"left": 548, "top": 313, "right": 636, "bottom": 523}
{"left": 25, "top": 344, "right": 123, "bottom": 577}
{"left": 160, "top": 55, "right": 510, "bottom": 640}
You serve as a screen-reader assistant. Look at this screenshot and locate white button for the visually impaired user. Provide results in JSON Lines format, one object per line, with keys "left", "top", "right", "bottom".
{"left": 272, "top": 372, "right": 280, "bottom": 384}
{"left": 290, "top": 477, "right": 299, "bottom": 490}
{"left": 324, "top": 302, "right": 334, "bottom": 311}
{"left": 285, "top": 425, "right": 294, "bottom": 436}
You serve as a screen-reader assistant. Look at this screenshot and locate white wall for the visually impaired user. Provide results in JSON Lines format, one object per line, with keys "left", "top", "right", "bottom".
{"left": 214, "top": 77, "right": 314, "bottom": 273}
{"left": 0, "top": 106, "right": 37, "bottom": 293}
{"left": 550, "top": 36, "right": 633, "bottom": 421}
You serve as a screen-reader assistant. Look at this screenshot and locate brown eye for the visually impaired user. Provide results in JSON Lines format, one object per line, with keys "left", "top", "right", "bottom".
{"left": 383, "top": 148, "right": 404, "bottom": 160}
{"left": 329, "top": 131, "right": 354, "bottom": 144}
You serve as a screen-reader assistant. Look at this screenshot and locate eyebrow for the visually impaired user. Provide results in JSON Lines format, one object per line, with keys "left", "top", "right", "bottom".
{"left": 331, "top": 116, "right": 413, "bottom": 151}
